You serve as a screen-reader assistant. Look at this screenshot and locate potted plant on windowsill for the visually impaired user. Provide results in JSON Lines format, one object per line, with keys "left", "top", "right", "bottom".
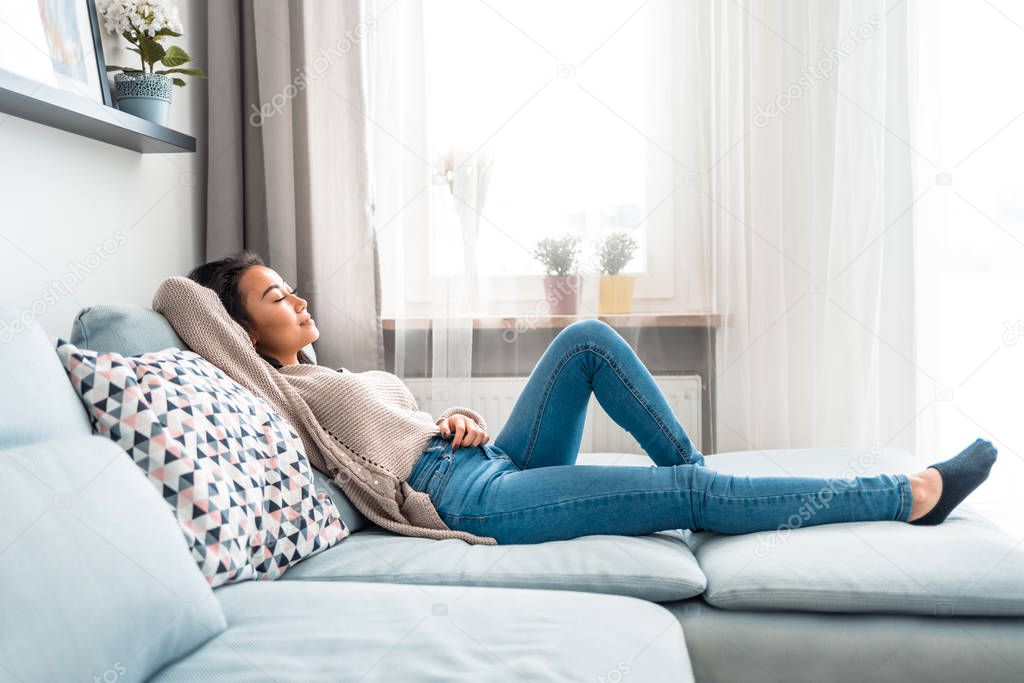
{"left": 533, "top": 234, "right": 581, "bottom": 316}
{"left": 96, "top": 0, "right": 206, "bottom": 126}
{"left": 597, "top": 230, "right": 638, "bottom": 314}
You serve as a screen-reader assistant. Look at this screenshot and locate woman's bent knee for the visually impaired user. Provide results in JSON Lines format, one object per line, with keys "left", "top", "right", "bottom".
{"left": 557, "top": 319, "right": 619, "bottom": 347}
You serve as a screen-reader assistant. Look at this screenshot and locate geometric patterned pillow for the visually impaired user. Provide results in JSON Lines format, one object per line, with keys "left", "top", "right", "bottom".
{"left": 54, "top": 340, "right": 349, "bottom": 587}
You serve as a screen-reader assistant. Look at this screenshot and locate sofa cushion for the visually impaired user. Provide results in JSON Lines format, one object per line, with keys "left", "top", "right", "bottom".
{"left": 71, "top": 303, "right": 188, "bottom": 357}
{"left": 56, "top": 342, "right": 349, "bottom": 587}
{"left": 686, "top": 447, "right": 1024, "bottom": 616}
{"left": 280, "top": 527, "right": 706, "bottom": 602}
{"left": 150, "top": 581, "right": 694, "bottom": 682}
{"left": 71, "top": 302, "right": 317, "bottom": 363}
{"left": 310, "top": 464, "right": 372, "bottom": 533}
{"left": 286, "top": 451, "right": 707, "bottom": 603}
{"left": 0, "top": 435, "right": 227, "bottom": 683}
{"left": 0, "top": 305, "right": 90, "bottom": 447}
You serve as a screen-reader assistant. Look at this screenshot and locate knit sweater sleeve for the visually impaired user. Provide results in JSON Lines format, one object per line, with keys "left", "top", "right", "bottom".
{"left": 152, "top": 276, "right": 259, "bottom": 362}
{"left": 151, "top": 275, "right": 288, "bottom": 408}
{"left": 436, "top": 406, "right": 488, "bottom": 434}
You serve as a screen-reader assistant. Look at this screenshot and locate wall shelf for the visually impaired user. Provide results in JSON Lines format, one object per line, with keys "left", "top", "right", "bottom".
{"left": 0, "top": 69, "right": 196, "bottom": 154}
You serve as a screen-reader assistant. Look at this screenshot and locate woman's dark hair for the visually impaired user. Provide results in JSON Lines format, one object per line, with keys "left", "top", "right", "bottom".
{"left": 187, "top": 250, "right": 265, "bottom": 334}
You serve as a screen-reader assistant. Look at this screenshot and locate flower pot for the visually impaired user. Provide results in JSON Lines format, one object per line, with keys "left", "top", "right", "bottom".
{"left": 598, "top": 274, "right": 636, "bottom": 314}
{"left": 114, "top": 72, "right": 172, "bottom": 126}
{"left": 543, "top": 275, "right": 580, "bottom": 315}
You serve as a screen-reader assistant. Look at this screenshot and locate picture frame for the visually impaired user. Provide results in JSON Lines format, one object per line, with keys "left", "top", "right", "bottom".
{"left": 0, "top": 0, "right": 111, "bottom": 106}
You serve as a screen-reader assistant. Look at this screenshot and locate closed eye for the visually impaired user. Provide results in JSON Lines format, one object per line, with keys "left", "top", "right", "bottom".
{"left": 274, "top": 287, "right": 298, "bottom": 303}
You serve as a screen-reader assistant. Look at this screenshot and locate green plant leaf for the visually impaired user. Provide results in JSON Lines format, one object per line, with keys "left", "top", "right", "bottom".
{"left": 154, "top": 27, "right": 182, "bottom": 38}
{"left": 155, "top": 67, "right": 206, "bottom": 77}
{"left": 172, "top": 77, "right": 186, "bottom": 87}
{"left": 532, "top": 234, "right": 581, "bottom": 276}
{"left": 597, "top": 230, "right": 638, "bottom": 275}
{"left": 160, "top": 46, "right": 191, "bottom": 67}
{"left": 138, "top": 37, "right": 166, "bottom": 66}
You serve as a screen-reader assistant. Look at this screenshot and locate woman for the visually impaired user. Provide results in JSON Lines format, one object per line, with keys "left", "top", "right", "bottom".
{"left": 169, "top": 251, "right": 997, "bottom": 545}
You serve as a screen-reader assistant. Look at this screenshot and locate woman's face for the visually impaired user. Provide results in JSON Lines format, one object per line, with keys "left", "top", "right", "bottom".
{"left": 236, "top": 265, "right": 319, "bottom": 365}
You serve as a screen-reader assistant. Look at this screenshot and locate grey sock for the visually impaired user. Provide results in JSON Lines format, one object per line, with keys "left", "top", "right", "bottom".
{"left": 910, "top": 438, "right": 997, "bottom": 526}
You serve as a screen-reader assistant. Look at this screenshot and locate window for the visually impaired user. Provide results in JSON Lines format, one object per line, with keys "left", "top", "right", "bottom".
{"left": 390, "top": 1, "right": 677, "bottom": 314}
{"left": 914, "top": 0, "right": 1024, "bottom": 534}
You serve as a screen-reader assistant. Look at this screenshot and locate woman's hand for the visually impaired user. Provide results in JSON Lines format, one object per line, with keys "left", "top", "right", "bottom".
{"left": 436, "top": 414, "right": 490, "bottom": 450}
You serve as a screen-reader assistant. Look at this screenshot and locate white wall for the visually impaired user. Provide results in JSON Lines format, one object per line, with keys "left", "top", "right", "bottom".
{"left": 0, "top": 0, "right": 207, "bottom": 339}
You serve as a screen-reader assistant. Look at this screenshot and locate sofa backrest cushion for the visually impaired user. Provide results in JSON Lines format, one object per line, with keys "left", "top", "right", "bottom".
{"left": 0, "top": 434, "right": 227, "bottom": 681}
{"left": 310, "top": 464, "right": 372, "bottom": 532}
{"left": 71, "top": 303, "right": 186, "bottom": 357}
{"left": 71, "top": 302, "right": 317, "bottom": 363}
{"left": 0, "top": 306, "right": 91, "bottom": 447}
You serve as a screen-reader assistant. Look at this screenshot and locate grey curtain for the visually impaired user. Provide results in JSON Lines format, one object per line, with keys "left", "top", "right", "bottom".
{"left": 206, "top": 0, "right": 383, "bottom": 371}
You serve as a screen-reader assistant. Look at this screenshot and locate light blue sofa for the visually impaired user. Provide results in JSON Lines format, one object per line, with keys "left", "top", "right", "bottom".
{"left": 2, "top": 302, "right": 1023, "bottom": 682}
{"left": 0, "top": 306, "right": 694, "bottom": 683}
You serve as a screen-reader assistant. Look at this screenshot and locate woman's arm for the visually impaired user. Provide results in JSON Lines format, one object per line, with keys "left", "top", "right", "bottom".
{"left": 152, "top": 276, "right": 269, "bottom": 379}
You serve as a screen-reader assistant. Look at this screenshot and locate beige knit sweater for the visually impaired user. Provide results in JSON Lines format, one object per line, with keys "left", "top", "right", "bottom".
{"left": 153, "top": 276, "right": 497, "bottom": 545}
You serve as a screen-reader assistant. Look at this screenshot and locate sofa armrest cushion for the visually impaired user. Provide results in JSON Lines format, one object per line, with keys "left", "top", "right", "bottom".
{"left": 0, "top": 435, "right": 227, "bottom": 681}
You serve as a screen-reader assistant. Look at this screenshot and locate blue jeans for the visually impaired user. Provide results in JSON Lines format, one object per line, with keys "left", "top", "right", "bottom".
{"left": 408, "top": 319, "right": 913, "bottom": 544}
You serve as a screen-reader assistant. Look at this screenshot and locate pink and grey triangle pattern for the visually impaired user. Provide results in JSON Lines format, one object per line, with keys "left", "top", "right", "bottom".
{"left": 55, "top": 340, "right": 349, "bottom": 587}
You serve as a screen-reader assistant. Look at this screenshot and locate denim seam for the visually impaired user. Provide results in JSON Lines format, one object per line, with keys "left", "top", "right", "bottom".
{"left": 429, "top": 457, "right": 456, "bottom": 501}
{"left": 897, "top": 473, "right": 912, "bottom": 522}
{"left": 521, "top": 345, "right": 588, "bottom": 469}
{"left": 408, "top": 450, "right": 444, "bottom": 491}
{"left": 439, "top": 461, "right": 455, "bottom": 499}
{"left": 442, "top": 488, "right": 694, "bottom": 520}
{"left": 407, "top": 458, "right": 431, "bottom": 491}
{"left": 701, "top": 485, "right": 902, "bottom": 501}
{"left": 411, "top": 465, "right": 432, "bottom": 492}
{"left": 426, "top": 470, "right": 440, "bottom": 497}
{"left": 521, "top": 340, "right": 694, "bottom": 469}
{"left": 441, "top": 483, "right": 905, "bottom": 521}
{"left": 594, "top": 344, "right": 697, "bottom": 465}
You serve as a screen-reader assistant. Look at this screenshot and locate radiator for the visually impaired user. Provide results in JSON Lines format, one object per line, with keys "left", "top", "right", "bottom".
{"left": 403, "top": 375, "right": 702, "bottom": 454}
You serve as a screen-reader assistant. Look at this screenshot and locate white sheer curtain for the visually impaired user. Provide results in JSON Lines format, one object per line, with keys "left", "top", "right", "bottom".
{"left": 690, "top": 0, "right": 919, "bottom": 453}
{"left": 911, "top": 0, "right": 1024, "bottom": 533}
{"left": 368, "top": 0, "right": 919, "bottom": 455}
{"left": 366, "top": 0, "right": 475, "bottom": 413}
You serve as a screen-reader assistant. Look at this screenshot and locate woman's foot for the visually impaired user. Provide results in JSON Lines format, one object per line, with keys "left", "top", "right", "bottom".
{"left": 907, "top": 438, "right": 998, "bottom": 524}
{"left": 908, "top": 468, "right": 942, "bottom": 521}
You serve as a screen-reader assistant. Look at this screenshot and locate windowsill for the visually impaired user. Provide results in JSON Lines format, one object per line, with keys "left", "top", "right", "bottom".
{"left": 381, "top": 312, "right": 727, "bottom": 331}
